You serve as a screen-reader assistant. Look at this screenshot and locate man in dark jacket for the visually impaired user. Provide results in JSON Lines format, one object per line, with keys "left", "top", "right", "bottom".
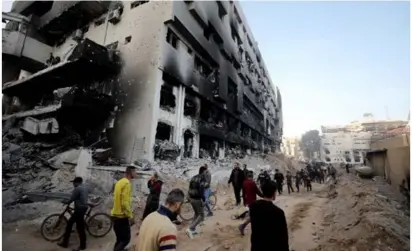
{"left": 257, "top": 170, "right": 271, "bottom": 189}
{"left": 186, "top": 166, "right": 207, "bottom": 239}
{"left": 58, "top": 177, "right": 89, "bottom": 251}
{"left": 274, "top": 169, "right": 284, "bottom": 195}
{"left": 285, "top": 171, "right": 294, "bottom": 194}
{"left": 238, "top": 171, "right": 263, "bottom": 235}
{"left": 249, "top": 181, "right": 289, "bottom": 251}
{"left": 228, "top": 162, "right": 245, "bottom": 206}
{"left": 243, "top": 164, "right": 249, "bottom": 177}
{"left": 142, "top": 172, "right": 163, "bottom": 220}
{"left": 295, "top": 171, "right": 301, "bottom": 192}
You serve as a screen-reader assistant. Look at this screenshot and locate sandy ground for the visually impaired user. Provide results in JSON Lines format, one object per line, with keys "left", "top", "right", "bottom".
{"left": 2, "top": 182, "right": 326, "bottom": 251}
{"left": 3, "top": 172, "right": 409, "bottom": 251}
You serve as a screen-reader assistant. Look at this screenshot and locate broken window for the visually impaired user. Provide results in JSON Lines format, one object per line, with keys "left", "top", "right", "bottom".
{"left": 194, "top": 56, "right": 212, "bottom": 78}
{"left": 156, "top": 122, "right": 172, "bottom": 141}
{"left": 183, "top": 130, "right": 194, "bottom": 158}
{"left": 95, "top": 17, "right": 105, "bottom": 26}
{"left": 106, "top": 41, "right": 119, "bottom": 50}
{"left": 184, "top": 92, "right": 197, "bottom": 118}
{"left": 160, "top": 82, "right": 176, "bottom": 112}
{"left": 199, "top": 135, "right": 219, "bottom": 159}
{"left": 166, "top": 28, "right": 179, "bottom": 49}
{"left": 227, "top": 77, "right": 238, "bottom": 104}
{"left": 200, "top": 99, "right": 212, "bottom": 122}
{"left": 131, "top": 1, "right": 149, "bottom": 9}
{"left": 124, "top": 36, "right": 132, "bottom": 44}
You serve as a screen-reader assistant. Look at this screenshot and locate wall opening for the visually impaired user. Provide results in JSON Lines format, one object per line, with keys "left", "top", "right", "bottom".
{"left": 199, "top": 135, "right": 218, "bottom": 159}
{"left": 184, "top": 92, "right": 197, "bottom": 118}
{"left": 166, "top": 28, "right": 179, "bottom": 49}
{"left": 156, "top": 122, "right": 172, "bottom": 141}
{"left": 227, "top": 77, "right": 238, "bottom": 104}
{"left": 183, "top": 130, "right": 194, "bottom": 158}
{"left": 160, "top": 82, "right": 176, "bottom": 112}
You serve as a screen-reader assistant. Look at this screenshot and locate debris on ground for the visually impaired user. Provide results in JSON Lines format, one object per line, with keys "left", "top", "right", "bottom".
{"left": 314, "top": 174, "right": 410, "bottom": 251}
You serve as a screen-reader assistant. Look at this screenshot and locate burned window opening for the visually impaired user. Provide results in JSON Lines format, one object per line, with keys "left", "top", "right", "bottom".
{"left": 95, "top": 17, "right": 105, "bottom": 27}
{"left": 131, "top": 1, "right": 149, "bottom": 9}
{"left": 194, "top": 56, "right": 212, "bottom": 78}
{"left": 156, "top": 122, "right": 172, "bottom": 141}
{"left": 81, "top": 25, "right": 89, "bottom": 34}
{"left": 166, "top": 28, "right": 179, "bottom": 49}
{"left": 160, "top": 83, "right": 176, "bottom": 112}
{"left": 199, "top": 135, "right": 219, "bottom": 159}
{"left": 227, "top": 77, "right": 238, "bottom": 104}
{"left": 200, "top": 99, "right": 211, "bottom": 122}
{"left": 183, "top": 130, "right": 194, "bottom": 158}
{"left": 184, "top": 94, "right": 197, "bottom": 118}
{"left": 124, "top": 36, "right": 132, "bottom": 44}
{"left": 106, "top": 41, "right": 119, "bottom": 50}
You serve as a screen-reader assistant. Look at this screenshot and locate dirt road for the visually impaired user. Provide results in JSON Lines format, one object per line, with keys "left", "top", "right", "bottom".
{"left": 3, "top": 183, "right": 327, "bottom": 251}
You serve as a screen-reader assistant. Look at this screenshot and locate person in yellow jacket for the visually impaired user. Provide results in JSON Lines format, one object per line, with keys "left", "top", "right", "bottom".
{"left": 111, "top": 165, "right": 137, "bottom": 251}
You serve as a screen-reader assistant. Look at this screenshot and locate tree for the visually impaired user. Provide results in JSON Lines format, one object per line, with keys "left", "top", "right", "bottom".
{"left": 299, "top": 130, "right": 321, "bottom": 159}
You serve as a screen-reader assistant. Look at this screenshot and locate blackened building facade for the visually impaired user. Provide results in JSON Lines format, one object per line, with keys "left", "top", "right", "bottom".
{"left": 2, "top": 1, "right": 283, "bottom": 162}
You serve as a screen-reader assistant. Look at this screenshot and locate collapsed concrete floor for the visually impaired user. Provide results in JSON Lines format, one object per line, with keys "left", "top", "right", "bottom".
{"left": 3, "top": 169, "right": 410, "bottom": 251}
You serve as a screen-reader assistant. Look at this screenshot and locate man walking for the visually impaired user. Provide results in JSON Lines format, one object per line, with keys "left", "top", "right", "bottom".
{"left": 285, "top": 171, "right": 294, "bottom": 194}
{"left": 305, "top": 173, "right": 312, "bottom": 192}
{"left": 58, "top": 177, "right": 88, "bottom": 251}
{"left": 186, "top": 166, "right": 207, "bottom": 239}
{"left": 228, "top": 162, "right": 245, "bottom": 206}
{"left": 295, "top": 171, "right": 301, "bottom": 192}
{"left": 136, "top": 189, "right": 185, "bottom": 251}
{"left": 274, "top": 169, "right": 284, "bottom": 195}
{"left": 238, "top": 171, "right": 263, "bottom": 235}
{"left": 249, "top": 181, "right": 289, "bottom": 251}
{"left": 111, "top": 165, "right": 136, "bottom": 251}
{"left": 243, "top": 164, "right": 249, "bottom": 177}
{"left": 142, "top": 172, "right": 163, "bottom": 220}
{"left": 203, "top": 164, "right": 213, "bottom": 217}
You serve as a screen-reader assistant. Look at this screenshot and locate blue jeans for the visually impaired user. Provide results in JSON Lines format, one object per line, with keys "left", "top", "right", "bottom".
{"left": 204, "top": 188, "right": 212, "bottom": 213}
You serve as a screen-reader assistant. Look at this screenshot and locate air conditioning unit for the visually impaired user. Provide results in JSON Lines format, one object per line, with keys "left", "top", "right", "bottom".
{"left": 73, "top": 29, "right": 83, "bottom": 41}
{"left": 108, "top": 9, "right": 121, "bottom": 24}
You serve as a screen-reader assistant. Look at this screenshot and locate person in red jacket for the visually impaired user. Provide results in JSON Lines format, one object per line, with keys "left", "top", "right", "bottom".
{"left": 238, "top": 171, "right": 263, "bottom": 235}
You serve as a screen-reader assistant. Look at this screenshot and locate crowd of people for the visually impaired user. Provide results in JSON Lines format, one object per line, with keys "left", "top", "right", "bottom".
{"left": 55, "top": 162, "right": 337, "bottom": 251}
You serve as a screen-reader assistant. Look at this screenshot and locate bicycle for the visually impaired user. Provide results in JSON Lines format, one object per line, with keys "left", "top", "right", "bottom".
{"left": 179, "top": 191, "right": 217, "bottom": 221}
{"left": 40, "top": 197, "right": 113, "bottom": 242}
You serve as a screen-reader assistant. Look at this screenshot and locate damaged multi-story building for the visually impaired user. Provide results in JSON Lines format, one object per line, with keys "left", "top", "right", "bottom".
{"left": 2, "top": 1, "right": 283, "bottom": 162}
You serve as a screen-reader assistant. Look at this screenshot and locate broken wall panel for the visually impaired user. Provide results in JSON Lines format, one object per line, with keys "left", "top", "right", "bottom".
{"left": 3, "top": 39, "right": 120, "bottom": 97}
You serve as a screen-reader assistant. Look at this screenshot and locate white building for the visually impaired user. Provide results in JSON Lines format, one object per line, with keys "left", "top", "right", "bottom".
{"left": 320, "top": 127, "right": 372, "bottom": 164}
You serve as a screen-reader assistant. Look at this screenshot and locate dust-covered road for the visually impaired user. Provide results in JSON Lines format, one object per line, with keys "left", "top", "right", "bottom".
{"left": 3, "top": 183, "right": 327, "bottom": 251}
{"left": 3, "top": 173, "right": 409, "bottom": 251}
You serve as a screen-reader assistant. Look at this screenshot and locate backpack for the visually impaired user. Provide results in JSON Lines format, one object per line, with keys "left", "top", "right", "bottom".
{"left": 188, "top": 175, "right": 201, "bottom": 198}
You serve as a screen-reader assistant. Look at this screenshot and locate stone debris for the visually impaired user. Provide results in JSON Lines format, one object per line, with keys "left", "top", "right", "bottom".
{"left": 315, "top": 174, "right": 410, "bottom": 251}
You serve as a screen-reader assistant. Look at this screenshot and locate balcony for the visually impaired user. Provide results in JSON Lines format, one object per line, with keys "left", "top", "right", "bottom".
{"left": 2, "top": 29, "right": 53, "bottom": 71}
{"left": 3, "top": 39, "right": 119, "bottom": 97}
{"left": 38, "top": 1, "right": 109, "bottom": 43}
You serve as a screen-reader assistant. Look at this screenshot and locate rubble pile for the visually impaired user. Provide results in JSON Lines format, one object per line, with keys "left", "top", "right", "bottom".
{"left": 2, "top": 117, "right": 296, "bottom": 224}
{"left": 315, "top": 174, "right": 410, "bottom": 251}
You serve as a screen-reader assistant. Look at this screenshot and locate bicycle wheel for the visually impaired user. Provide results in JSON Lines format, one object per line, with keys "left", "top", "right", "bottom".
{"left": 179, "top": 201, "right": 195, "bottom": 221}
{"left": 209, "top": 193, "right": 217, "bottom": 210}
{"left": 41, "top": 214, "right": 68, "bottom": 241}
{"left": 86, "top": 213, "right": 113, "bottom": 238}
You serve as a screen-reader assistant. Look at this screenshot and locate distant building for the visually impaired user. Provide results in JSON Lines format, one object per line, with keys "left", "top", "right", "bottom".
{"left": 320, "top": 117, "right": 408, "bottom": 164}
{"left": 281, "top": 137, "right": 303, "bottom": 159}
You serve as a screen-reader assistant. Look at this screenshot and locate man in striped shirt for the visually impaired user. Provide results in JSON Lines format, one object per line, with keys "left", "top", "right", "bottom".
{"left": 136, "top": 189, "right": 185, "bottom": 251}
